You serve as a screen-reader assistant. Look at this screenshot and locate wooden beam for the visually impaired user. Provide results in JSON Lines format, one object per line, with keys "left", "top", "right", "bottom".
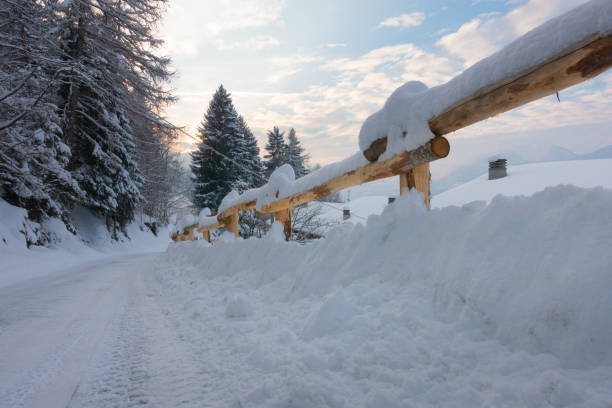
{"left": 274, "top": 208, "right": 292, "bottom": 241}
{"left": 399, "top": 163, "right": 430, "bottom": 210}
{"left": 429, "top": 34, "right": 612, "bottom": 137}
{"left": 218, "top": 201, "right": 256, "bottom": 222}
{"left": 364, "top": 34, "right": 612, "bottom": 162}
{"left": 259, "top": 136, "right": 449, "bottom": 214}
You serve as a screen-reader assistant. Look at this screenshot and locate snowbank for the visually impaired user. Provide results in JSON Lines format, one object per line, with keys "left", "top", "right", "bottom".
{"left": 161, "top": 185, "right": 612, "bottom": 406}
{"left": 359, "top": 0, "right": 612, "bottom": 159}
{"left": 0, "top": 199, "right": 35, "bottom": 250}
{"left": 0, "top": 200, "right": 170, "bottom": 288}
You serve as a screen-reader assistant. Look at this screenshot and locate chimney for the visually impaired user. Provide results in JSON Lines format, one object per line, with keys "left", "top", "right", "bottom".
{"left": 488, "top": 158, "right": 507, "bottom": 180}
{"left": 343, "top": 207, "right": 351, "bottom": 221}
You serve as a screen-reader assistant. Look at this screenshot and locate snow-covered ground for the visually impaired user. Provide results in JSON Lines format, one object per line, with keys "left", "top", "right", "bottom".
{"left": 433, "top": 158, "right": 612, "bottom": 208}
{"left": 3, "top": 185, "right": 612, "bottom": 406}
{"left": 316, "top": 159, "right": 612, "bottom": 224}
{"left": 316, "top": 196, "right": 389, "bottom": 225}
{"left": 0, "top": 200, "right": 170, "bottom": 289}
{"left": 159, "top": 185, "right": 612, "bottom": 406}
{"left": 4, "top": 161, "right": 612, "bottom": 407}
{"left": 3, "top": 185, "right": 611, "bottom": 407}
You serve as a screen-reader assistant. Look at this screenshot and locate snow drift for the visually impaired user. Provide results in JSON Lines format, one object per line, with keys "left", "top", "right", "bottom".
{"left": 161, "top": 185, "right": 612, "bottom": 406}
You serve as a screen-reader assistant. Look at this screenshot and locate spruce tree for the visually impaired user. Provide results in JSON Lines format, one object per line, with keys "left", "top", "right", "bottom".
{"left": 237, "top": 115, "right": 264, "bottom": 188}
{"left": 191, "top": 85, "right": 242, "bottom": 212}
{"left": 263, "top": 126, "right": 287, "bottom": 178}
{"left": 55, "top": 0, "right": 173, "bottom": 235}
{"left": 286, "top": 128, "right": 310, "bottom": 178}
{"left": 0, "top": 0, "right": 83, "bottom": 228}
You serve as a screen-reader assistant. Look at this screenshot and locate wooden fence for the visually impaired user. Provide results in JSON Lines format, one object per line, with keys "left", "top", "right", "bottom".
{"left": 173, "top": 31, "right": 612, "bottom": 243}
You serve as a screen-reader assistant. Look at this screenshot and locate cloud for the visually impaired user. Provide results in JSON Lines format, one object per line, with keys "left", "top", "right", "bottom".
{"left": 241, "top": 44, "right": 456, "bottom": 163}
{"left": 264, "top": 54, "right": 322, "bottom": 83}
{"left": 215, "top": 35, "right": 280, "bottom": 51}
{"left": 437, "top": 0, "right": 588, "bottom": 67}
{"left": 160, "top": 0, "right": 285, "bottom": 55}
{"left": 324, "top": 43, "right": 347, "bottom": 48}
{"left": 377, "top": 12, "right": 425, "bottom": 29}
{"left": 163, "top": 0, "right": 609, "bottom": 167}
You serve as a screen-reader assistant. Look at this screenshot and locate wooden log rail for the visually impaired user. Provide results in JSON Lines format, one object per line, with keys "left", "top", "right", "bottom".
{"left": 173, "top": 31, "right": 612, "bottom": 243}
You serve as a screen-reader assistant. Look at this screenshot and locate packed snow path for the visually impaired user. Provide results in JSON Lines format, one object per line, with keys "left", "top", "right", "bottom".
{"left": 0, "top": 253, "right": 214, "bottom": 408}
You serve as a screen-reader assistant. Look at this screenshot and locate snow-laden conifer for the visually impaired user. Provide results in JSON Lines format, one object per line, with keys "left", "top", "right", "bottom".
{"left": 191, "top": 85, "right": 243, "bottom": 211}
{"left": 286, "top": 128, "right": 310, "bottom": 179}
{"left": 0, "top": 0, "right": 83, "bottom": 232}
{"left": 55, "top": 0, "right": 174, "bottom": 235}
{"left": 237, "top": 116, "right": 264, "bottom": 188}
{"left": 263, "top": 126, "right": 287, "bottom": 179}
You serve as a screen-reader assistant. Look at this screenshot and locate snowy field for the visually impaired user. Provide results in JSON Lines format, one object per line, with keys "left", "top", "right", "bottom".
{"left": 2, "top": 184, "right": 611, "bottom": 407}
{"left": 433, "top": 158, "right": 612, "bottom": 208}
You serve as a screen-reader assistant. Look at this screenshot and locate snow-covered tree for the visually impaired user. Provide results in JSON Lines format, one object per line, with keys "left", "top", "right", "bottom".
{"left": 263, "top": 126, "right": 287, "bottom": 178}
{"left": 191, "top": 85, "right": 243, "bottom": 212}
{"left": 237, "top": 116, "right": 264, "bottom": 188}
{"left": 286, "top": 128, "right": 310, "bottom": 179}
{"left": 55, "top": 0, "right": 174, "bottom": 235}
{"left": 131, "top": 92, "right": 178, "bottom": 224}
{"left": 0, "top": 0, "right": 83, "bottom": 229}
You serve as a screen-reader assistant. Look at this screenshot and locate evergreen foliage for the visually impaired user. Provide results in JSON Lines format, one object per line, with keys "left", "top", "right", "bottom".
{"left": 191, "top": 85, "right": 243, "bottom": 212}
{"left": 0, "top": 0, "right": 177, "bottom": 242}
{"left": 237, "top": 115, "right": 264, "bottom": 188}
{"left": 286, "top": 128, "right": 310, "bottom": 178}
{"left": 263, "top": 126, "right": 287, "bottom": 178}
{"left": 0, "top": 0, "right": 83, "bottom": 227}
{"left": 55, "top": 0, "right": 174, "bottom": 235}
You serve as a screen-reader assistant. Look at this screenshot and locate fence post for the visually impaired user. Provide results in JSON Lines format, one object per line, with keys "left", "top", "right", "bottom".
{"left": 274, "top": 208, "right": 292, "bottom": 241}
{"left": 223, "top": 210, "right": 239, "bottom": 239}
{"left": 399, "top": 163, "right": 431, "bottom": 210}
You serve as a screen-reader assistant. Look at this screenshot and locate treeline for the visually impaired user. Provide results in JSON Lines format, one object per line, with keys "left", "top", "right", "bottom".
{"left": 191, "top": 85, "right": 320, "bottom": 239}
{"left": 191, "top": 85, "right": 309, "bottom": 211}
{"left": 0, "top": 0, "right": 178, "bottom": 243}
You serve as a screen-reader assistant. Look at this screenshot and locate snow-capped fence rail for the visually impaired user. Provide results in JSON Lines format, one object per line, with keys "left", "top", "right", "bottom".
{"left": 172, "top": 0, "right": 612, "bottom": 243}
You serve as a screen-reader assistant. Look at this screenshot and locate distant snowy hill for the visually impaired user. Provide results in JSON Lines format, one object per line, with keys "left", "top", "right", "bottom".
{"left": 317, "top": 159, "right": 612, "bottom": 224}
{"left": 433, "top": 158, "right": 612, "bottom": 208}
{"left": 432, "top": 144, "right": 612, "bottom": 194}
{"left": 339, "top": 144, "right": 612, "bottom": 199}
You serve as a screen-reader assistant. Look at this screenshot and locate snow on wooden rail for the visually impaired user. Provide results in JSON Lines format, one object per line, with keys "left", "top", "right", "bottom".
{"left": 172, "top": 0, "right": 612, "bottom": 243}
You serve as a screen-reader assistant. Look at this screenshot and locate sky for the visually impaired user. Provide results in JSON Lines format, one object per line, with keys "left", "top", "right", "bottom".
{"left": 158, "top": 0, "right": 611, "bottom": 173}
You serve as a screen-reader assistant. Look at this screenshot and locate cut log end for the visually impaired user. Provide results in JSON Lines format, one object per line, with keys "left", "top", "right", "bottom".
{"left": 363, "top": 137, "right": 388, "bottom": 162}
{"left": 363, "top": 135, "right": 449, "bottom": 163}
{"left": 430, "top": 136, "right": 450, "bottom": 158}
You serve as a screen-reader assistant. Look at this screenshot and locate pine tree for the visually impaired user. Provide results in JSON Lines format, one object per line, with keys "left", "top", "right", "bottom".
{"left": 263, "top": 126, "right": 287, "bottom": 178}
{"left": 286, "top": 128, "right": 310, "bottom": 178}
{"left": 0, "top": 0, "right": 83, "bottom": 230}
{"left": 191, "top": 85, "right": 243, "bottom": 212}
{"left": 237, "top": 115, "right": 264, "bottom": 188}
{"left": 55, "top": 0, "right": 173, "bottom": 235}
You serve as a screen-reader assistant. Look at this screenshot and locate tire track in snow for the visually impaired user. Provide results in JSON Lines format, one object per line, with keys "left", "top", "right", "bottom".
{"left": 68, "top": 265, "right": 212, "bottom": 407}
{"left": 0, "top": 274, "right": 127, "bottom": 408}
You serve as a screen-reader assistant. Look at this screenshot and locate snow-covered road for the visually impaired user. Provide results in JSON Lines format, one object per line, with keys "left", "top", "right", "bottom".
{"left": 0, "top": 253, "right": 209, "bottom": 408}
